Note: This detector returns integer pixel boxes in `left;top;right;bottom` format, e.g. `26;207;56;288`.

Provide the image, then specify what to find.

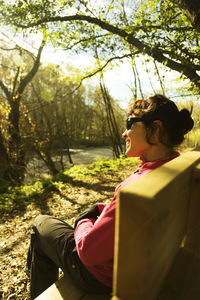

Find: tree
0;36;44;183
22;63;89;175
100;76;124;158
20;62;125;177
1;0;200;93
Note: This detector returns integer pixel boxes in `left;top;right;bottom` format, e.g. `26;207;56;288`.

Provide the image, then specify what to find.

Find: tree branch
0;46;18;51
12;67;20;97
13;13;200;89
153;60;165;94
173;0;200;31
14;13;193;34
126;34;200;89
75;51;141;90
130;24;193;32
17;40;45;96
63;33;111;50
0;80;11;102
79;0;97;17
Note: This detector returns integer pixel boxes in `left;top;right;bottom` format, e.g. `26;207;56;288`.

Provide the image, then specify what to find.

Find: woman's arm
74;200;115;266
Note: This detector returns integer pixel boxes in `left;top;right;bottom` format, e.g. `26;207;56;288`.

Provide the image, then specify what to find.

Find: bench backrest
112;151;200;300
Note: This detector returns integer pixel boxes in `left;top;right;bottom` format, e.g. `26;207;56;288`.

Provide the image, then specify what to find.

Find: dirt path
25;146;114;183
0;162;138;300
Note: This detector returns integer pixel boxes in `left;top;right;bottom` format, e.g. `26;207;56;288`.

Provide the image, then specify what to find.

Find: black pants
27;215;111;299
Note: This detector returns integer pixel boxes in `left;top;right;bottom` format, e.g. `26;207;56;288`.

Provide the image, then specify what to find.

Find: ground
0;162;138;300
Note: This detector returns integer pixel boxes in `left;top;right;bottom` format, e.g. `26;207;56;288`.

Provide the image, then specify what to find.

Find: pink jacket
74;152;179;287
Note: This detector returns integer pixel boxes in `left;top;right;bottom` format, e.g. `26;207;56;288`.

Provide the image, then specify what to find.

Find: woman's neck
140;144;173;162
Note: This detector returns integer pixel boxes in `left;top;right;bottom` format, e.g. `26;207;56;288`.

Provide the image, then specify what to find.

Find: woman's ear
151;120;162;144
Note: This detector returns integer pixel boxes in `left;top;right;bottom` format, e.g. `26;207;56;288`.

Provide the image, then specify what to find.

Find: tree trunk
43;151;59;176
35;148;59;176
66;147;73;165
173;0;200;31
0;130;13;183
100;77;123;158
0;41;44;184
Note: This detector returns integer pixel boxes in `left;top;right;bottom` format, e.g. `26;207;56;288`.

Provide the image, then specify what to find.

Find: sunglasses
126;117;144;130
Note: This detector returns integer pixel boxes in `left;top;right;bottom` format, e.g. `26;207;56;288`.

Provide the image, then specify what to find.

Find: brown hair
127;94;194;148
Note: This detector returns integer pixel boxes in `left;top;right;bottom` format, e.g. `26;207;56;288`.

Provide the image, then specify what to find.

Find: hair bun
179;109;194;134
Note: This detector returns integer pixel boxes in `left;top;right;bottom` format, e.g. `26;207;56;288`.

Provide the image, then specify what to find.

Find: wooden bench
36;151;200;300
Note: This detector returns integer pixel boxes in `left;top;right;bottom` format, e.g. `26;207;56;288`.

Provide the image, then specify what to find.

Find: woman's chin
126;150;139;158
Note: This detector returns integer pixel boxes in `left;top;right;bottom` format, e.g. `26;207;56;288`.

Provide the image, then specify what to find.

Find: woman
27;94;194;299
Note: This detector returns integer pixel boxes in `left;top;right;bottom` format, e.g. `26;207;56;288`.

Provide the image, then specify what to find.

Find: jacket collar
139;151;180;173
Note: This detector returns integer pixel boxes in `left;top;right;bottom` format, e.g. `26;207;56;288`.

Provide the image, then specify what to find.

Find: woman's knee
33;214;50;226
32;215;74;248
33;214;49;227
32;214;52;236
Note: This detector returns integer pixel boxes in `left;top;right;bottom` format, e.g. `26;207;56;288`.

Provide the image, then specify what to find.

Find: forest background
0;0;200;186
0;0;200;299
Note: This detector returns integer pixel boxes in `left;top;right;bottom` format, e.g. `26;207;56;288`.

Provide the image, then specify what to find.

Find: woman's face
122;119;151;159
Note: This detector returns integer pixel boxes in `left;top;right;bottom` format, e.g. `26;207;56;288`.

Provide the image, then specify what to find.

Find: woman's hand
74;205;99;228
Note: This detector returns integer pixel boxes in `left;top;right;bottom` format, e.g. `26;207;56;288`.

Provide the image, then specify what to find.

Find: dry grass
0;162;139;300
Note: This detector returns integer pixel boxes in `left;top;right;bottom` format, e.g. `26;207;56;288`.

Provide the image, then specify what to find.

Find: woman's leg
27;214;75;299
27;214;111;299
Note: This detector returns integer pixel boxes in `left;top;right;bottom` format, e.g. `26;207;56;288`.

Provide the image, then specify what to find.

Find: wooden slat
184;163;200;257
35;270;110;300
82;293;111;300
159;247;200;300
112;151;200;300
159;162;200;300
35;274;85;300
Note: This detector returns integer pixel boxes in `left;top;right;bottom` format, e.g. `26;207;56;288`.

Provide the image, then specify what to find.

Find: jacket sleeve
74;200;115;267
97;203;107;214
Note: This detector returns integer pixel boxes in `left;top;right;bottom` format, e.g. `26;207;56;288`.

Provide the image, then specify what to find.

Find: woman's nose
122;129;127;138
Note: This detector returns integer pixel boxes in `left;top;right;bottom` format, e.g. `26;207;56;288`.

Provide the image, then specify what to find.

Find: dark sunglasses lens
126;119;132;130
126;117;143;130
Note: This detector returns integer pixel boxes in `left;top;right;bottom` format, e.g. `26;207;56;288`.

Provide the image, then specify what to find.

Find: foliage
0;34;44;183
173;0;200;31
1;0;200;184
22;62;126;148
58;155;139;179
1;0;200;92
0;35;126;181
0;155;139;211
177;100;200;150
184;128;200;149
